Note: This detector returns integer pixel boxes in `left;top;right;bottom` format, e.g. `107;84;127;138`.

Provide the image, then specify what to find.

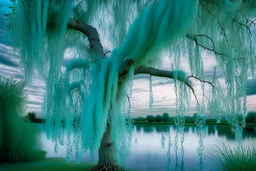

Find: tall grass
211;142;256;171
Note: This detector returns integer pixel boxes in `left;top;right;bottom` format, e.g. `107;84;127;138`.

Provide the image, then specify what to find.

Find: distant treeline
133;112;256;124
25;111;256;124
133;113;196;123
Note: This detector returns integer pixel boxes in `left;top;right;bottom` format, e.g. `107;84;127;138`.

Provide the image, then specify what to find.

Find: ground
0;158;94;171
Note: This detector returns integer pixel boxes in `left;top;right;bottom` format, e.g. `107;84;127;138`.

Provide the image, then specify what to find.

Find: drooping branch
68;19;104;56
186;34;223;56
134;66;199;103
198;1;234;49
134;66;216;104
217;21;233;48
187;75;214;88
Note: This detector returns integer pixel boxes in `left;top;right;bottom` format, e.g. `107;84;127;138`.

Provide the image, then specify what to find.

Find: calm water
40;125;256;171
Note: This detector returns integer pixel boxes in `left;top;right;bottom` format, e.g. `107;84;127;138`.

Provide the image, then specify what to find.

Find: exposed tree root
91;163;125;171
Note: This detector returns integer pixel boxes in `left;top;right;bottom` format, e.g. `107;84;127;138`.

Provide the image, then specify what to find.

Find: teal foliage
162;113;169;122
236;114;243;122
11;0;72;80
0;77;45;162
146;115;155;122
155;115;163;122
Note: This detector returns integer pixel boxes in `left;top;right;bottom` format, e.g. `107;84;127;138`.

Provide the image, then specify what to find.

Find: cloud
0;53;19;67
0;43;20;67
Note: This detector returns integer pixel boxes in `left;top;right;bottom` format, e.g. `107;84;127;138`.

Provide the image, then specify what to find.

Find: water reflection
129;125;256;170
40;124;256;171
207;125;216;135
155;125;170;132
138;124;256;140
142;125;155;133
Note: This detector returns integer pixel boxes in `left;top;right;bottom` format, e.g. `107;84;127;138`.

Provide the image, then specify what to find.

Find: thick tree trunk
92;126;124;171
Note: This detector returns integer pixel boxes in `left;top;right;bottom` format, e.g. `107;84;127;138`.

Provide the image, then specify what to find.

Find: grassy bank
211;143;256;171
0;158;94;171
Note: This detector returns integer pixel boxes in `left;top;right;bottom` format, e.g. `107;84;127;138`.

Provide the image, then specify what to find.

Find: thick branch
134;66;199;103
134;66;215;104
68;19;104;56
135;66;187;82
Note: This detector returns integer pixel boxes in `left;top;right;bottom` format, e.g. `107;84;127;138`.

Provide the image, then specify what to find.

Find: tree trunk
92;125;124;171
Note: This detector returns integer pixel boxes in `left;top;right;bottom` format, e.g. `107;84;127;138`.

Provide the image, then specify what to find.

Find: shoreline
133;121;256;127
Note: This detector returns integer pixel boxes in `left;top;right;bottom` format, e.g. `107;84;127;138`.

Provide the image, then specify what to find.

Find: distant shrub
185;116;194;123
27;112;37;122
146;115;155;122
192;113;198;119
169;117;174;123
246;112;256;123
155;115;163;122
134;117;147;122
162;113;169;122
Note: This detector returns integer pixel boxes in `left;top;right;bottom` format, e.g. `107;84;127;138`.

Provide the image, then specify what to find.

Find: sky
1;1;256;118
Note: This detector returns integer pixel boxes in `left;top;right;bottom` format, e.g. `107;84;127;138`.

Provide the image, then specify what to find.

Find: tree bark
68;19;104;57
68;19;124;170
92;125;124;171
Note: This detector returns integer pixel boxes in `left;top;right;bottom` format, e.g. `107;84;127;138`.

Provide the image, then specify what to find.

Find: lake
40;124;256;171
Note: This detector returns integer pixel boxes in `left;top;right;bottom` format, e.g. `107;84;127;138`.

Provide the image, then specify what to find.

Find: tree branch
134;66;200;103
187;75;214;88
134;66;215;104
186;34;223;56
135;66;187;82
68;19;104;56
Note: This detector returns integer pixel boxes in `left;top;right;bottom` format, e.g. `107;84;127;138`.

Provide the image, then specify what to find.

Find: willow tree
9;0;256;170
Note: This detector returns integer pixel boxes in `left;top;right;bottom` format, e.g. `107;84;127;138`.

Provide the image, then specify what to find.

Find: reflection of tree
243;127;256;137
135;125;142;132
191;126;196;133
183;126;190;133
216;126;236;140
207;125;216;135
215;126;256;140
141;125;192;133
143;126;155;133
155;125;170;133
